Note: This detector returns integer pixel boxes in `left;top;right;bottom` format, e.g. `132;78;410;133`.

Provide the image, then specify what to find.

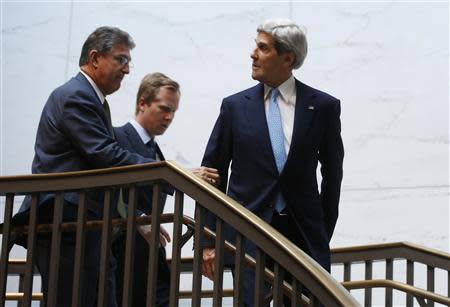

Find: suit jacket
201;79;344;270
113;122;170;215
15;73;153;225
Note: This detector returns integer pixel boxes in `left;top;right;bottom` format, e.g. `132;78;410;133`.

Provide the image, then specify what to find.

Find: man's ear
284;52;295;68
89;50;100;68
138;97;149;112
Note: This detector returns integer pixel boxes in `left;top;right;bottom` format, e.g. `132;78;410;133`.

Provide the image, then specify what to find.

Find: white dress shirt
80;70;105;104
129;119;160;161
264;75;297;155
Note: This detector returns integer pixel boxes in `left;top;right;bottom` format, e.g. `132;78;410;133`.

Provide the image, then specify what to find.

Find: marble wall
1;1;448;304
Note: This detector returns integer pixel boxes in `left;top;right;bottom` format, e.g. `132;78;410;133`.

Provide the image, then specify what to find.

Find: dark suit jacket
202;79;344;270
15;73;153;225
113;122;170;215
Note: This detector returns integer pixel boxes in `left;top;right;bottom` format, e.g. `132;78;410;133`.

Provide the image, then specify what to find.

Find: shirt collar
263;74;296;105
80;69;106;104
129;119;154;145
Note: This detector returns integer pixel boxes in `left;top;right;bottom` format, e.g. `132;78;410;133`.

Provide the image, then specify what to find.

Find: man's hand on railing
137;223;171;247
202;248;216;280
191;167;220;187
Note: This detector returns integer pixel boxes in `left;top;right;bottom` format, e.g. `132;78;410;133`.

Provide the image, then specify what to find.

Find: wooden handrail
0;160;358;306
331;241;450;270
342;279;450;306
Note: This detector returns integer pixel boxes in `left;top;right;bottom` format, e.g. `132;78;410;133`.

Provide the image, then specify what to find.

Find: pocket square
308;106;314;110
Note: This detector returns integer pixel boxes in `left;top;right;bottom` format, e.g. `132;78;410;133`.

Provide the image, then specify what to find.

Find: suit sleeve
318;100;344;242
199;99;233;248
62;94;153;168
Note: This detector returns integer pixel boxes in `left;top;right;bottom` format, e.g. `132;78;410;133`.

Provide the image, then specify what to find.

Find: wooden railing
0;161;357;306
331;242;450;307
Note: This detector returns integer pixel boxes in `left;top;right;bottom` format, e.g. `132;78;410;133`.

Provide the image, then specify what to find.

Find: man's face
250;32;292;87
139;87;180;136
93;43;131;95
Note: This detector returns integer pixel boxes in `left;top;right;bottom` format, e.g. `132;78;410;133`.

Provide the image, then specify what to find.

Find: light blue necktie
267;88;286;212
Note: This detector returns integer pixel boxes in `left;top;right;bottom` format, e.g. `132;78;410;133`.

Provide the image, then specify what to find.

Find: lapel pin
308;106;315;110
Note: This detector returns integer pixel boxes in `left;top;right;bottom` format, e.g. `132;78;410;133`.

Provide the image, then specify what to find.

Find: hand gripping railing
0;160;357;306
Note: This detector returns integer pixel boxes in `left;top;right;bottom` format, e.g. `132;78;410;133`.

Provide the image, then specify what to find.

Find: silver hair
257;19;307;69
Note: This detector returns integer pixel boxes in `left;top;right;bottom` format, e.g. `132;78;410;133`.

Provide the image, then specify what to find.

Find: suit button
268;203;274;208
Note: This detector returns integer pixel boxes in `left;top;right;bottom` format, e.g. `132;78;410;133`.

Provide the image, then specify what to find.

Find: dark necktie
146;139;157;160
103;99;114;136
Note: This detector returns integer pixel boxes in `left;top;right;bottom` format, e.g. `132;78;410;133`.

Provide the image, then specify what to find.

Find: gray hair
79;26;135;66
257;19;307;69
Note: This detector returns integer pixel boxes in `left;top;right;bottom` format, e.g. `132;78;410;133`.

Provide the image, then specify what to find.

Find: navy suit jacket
15;73;153;225
113;122;171;215
202;79;344;270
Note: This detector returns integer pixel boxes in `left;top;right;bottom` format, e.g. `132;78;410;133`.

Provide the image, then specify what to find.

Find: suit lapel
286;79;316;162
123;123;149;156
124;123;165;160
76;73;114;139
244;83;278;174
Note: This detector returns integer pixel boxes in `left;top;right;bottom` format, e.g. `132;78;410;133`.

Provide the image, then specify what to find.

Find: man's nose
250;48;257;60
165;112;174;121
122;64;130;74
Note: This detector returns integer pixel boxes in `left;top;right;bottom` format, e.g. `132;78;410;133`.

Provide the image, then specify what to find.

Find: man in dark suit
13;27;154;307
112;72;178;307
201;19;344;306
112;72;219;307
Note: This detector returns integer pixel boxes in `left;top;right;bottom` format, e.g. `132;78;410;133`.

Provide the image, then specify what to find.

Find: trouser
232;212;307;307
34;199;117;307
34;229;117;307
112;230;171;307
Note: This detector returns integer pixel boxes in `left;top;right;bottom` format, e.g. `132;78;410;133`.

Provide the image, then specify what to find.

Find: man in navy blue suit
13;27;154;307
112;72;219;307
201;19;344;306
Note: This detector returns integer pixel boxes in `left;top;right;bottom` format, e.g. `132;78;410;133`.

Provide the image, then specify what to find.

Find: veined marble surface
0;2;448;304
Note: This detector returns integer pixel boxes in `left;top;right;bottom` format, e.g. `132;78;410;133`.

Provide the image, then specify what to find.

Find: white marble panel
1;2;448;303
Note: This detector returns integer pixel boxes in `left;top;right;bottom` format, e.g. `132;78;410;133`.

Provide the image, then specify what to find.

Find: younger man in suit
113;73;218;307
201;19;344;306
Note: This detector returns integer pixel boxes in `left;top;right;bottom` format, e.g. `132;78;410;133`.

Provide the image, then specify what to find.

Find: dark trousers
30;200;117;307
234;212;305;307
112;231;170;307
34;230;117;307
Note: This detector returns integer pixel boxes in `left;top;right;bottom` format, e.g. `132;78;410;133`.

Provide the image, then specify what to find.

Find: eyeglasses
113;55;132;67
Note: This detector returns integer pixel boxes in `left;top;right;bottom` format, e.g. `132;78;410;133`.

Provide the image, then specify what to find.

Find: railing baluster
22;194;38;307
122;185;137;307
272;263;284;306
308;294;315;307
191;205;204;307
71;191;87;307
146;183;162;307
169;190;184;307
447;271;449;300
364;260;372;307
385;258;393;307
343;262;351;282
212;218;225;307
254;248;265;306
406;260;414;307
46;192;64;307
0;194;14;307
291;279;298;307
233;233;245;307
426;265;434;307
97;189;113;307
